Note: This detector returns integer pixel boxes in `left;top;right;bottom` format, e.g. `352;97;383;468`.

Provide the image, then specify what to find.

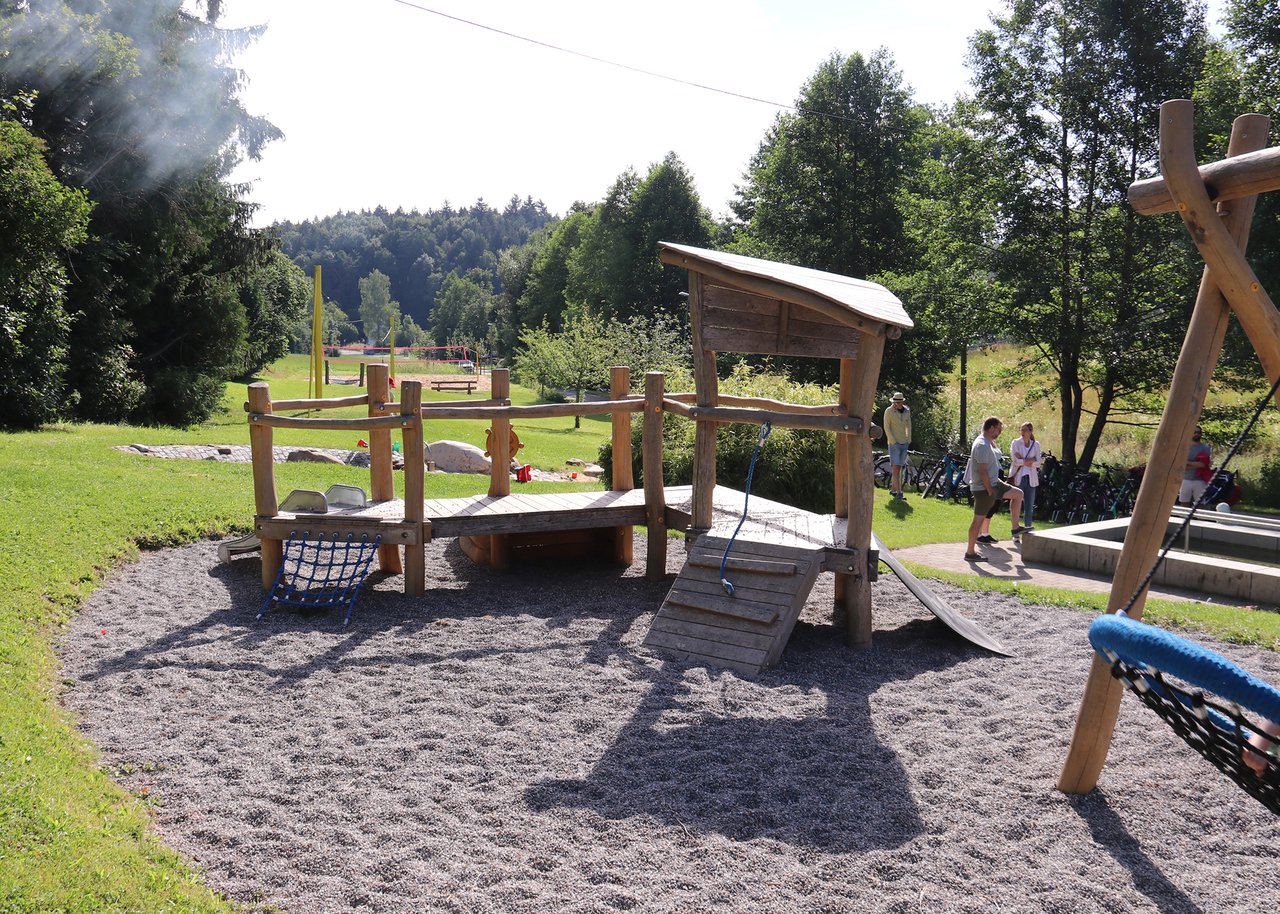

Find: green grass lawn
2;358;1277;911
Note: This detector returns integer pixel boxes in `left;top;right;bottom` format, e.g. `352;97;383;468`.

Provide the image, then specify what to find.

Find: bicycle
920;450;969;501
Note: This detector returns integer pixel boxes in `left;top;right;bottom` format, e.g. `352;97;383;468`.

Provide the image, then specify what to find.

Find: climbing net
1090;613;1280;814
258;531;382;626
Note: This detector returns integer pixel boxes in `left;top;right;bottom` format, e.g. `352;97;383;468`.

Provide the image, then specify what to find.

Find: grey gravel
58;537;1280;913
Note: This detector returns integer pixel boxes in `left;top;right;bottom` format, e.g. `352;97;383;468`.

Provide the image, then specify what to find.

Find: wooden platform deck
256;484;852;550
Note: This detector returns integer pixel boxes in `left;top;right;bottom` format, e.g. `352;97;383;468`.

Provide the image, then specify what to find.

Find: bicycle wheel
873;454;893;489
913;455;938;494
919;462;944;498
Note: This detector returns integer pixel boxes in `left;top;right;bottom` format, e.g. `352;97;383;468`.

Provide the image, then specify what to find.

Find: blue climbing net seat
1090;613;1280;814
258;530;382;626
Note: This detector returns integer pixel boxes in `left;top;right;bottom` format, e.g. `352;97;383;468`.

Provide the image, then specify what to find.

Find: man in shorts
964;416;1025;562
1179;425;1212;506
883;391;911;499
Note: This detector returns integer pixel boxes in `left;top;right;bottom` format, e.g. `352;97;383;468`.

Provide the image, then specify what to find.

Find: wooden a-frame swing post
1059;100;1280;794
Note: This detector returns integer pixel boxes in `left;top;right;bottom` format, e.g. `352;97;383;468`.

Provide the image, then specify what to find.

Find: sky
222;0;1227;227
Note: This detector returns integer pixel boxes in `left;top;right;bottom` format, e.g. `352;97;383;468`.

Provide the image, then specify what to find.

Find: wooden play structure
246;244;914;676
1060;101;1280;797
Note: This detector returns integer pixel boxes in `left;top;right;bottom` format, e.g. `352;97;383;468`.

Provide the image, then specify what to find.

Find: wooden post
833;359;854;607
488;369;512;570
247;382;282;590
1058;107;1269;794
688;273;718;534
400;380;425;597
324;359;330;385
366;364;402;574
840;338;884;647
610;365;634;564
643;371;668;577
359;362;365;388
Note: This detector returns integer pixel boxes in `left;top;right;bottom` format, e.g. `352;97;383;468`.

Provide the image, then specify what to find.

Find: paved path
892;537;1257;607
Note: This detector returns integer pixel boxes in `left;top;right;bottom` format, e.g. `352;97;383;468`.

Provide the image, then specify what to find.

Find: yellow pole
311;266;323;399
389;312;396;380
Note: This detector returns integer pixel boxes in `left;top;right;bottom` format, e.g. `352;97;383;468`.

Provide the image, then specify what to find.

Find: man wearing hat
883;391;911;499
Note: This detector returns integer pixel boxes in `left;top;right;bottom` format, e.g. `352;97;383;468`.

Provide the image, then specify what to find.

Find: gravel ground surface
59;537;1280;914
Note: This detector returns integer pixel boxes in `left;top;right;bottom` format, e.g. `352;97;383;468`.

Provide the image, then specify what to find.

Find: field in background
926;344;1280;503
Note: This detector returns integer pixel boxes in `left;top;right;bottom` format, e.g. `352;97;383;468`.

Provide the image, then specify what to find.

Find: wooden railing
244;363;881;598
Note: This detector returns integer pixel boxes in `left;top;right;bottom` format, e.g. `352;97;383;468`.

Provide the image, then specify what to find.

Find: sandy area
58;537;1280;913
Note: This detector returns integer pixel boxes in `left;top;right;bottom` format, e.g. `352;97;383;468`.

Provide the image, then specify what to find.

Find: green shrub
599;365;846;513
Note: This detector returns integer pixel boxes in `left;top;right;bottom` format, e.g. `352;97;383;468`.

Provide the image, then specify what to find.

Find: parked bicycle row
872;448;1240;524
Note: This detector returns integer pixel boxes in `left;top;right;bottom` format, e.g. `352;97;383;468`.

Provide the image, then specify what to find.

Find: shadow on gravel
71;539;674;686
1067;793;1203;914
526;619;975;854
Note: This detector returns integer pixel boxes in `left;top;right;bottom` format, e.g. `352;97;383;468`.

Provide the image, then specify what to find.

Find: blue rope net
258;530;382;626
1090;614;1280;814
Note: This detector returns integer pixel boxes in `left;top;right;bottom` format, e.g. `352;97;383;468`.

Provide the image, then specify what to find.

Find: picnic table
430;378;477;394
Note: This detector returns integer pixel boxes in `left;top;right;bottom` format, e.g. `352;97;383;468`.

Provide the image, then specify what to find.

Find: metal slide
871;532;1012;657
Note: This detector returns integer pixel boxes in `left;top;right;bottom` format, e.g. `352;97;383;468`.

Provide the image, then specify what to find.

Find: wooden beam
366;364;401;575
689;273;718;534
1128;136;1280;215
247;382;281;590
840;337;883;647
401;380;426;597
1058;106;1270;795
487;369;512;570
644;371;668;577
610;366;634;564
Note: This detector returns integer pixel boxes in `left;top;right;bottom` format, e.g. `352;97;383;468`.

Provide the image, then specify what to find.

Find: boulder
286;449;344;465
427;440;490;474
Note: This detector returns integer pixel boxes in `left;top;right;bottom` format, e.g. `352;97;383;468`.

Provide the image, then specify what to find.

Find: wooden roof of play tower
658;242;912;359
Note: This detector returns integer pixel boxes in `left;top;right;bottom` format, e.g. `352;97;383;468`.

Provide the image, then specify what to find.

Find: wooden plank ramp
644;535;822;677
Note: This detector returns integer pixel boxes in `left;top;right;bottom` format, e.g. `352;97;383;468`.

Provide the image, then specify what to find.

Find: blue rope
720;421;772;595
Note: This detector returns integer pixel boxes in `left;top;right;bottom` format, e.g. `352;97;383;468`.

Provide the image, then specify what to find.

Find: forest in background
3;0;1280;473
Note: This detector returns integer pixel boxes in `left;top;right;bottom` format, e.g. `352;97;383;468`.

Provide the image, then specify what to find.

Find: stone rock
565;457;587;466
286;449;345;465
581;463;605;478
427;440;490;474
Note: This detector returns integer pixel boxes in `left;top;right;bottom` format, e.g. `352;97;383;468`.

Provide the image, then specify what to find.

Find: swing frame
1060;101;1280;798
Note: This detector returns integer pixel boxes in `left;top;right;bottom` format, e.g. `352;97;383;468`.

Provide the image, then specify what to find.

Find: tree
1;0;283;425
871;110;1011;445
569;153;711;325
516;211;589;332
1193;0;1280;384
430;269;496;348
0;120;91;428
511;313;619;427
729;51;936;386
966;0;1209;468
358;269;397;345
236;249;310;378
731;51;924;280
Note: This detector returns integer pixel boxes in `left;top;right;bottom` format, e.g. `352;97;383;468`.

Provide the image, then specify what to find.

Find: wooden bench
430;378;477;394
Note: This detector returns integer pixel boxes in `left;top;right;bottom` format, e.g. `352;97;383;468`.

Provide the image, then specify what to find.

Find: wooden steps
644;535;822;677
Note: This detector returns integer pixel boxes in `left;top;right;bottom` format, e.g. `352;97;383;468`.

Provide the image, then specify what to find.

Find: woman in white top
1010;422;1042;531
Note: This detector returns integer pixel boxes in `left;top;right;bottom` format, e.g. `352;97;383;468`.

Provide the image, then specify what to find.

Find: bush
1244;451;1280;509
598;366;844;514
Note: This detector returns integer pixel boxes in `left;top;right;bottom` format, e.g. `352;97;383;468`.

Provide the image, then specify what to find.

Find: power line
387;0;800;113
